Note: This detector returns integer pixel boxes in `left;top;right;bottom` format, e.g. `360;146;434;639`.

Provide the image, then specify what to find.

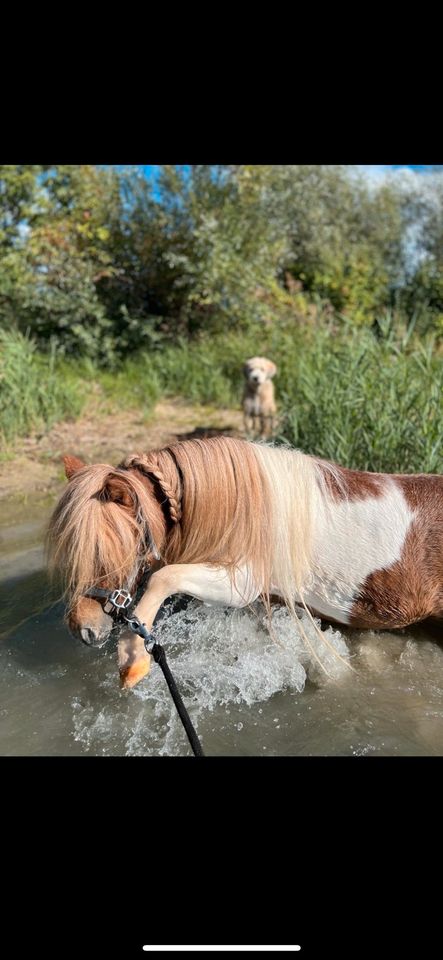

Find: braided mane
120;437;273;590
120;448;183;524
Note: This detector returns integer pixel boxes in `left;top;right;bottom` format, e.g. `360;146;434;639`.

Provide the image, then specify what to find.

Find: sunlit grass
1;318;442;474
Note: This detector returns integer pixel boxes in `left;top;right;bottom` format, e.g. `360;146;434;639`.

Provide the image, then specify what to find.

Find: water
1;498;443;756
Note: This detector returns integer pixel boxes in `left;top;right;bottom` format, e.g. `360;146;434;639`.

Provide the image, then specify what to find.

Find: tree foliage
0;164;442;361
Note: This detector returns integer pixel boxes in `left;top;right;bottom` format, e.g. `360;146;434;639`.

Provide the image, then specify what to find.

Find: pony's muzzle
79;626;110;647
68;597;114;648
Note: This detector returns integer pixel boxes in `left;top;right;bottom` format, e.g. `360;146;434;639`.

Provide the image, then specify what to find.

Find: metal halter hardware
82;567;152;620
82;582;158;651
108;589;133;611
82;585;135;614
125;615;157;652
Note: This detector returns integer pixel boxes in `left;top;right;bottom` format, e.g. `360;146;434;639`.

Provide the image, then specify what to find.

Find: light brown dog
242;356;277;439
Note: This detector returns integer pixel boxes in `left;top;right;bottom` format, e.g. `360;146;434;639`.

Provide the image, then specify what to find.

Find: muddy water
1;498;443;756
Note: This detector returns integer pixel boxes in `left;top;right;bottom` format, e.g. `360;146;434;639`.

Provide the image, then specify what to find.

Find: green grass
0;330;84;449
276;322;443;474
1;318;442;475
87;357;162;415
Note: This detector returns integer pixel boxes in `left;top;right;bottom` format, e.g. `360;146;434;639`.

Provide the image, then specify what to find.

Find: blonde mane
121;437;274;598
46;465;163;610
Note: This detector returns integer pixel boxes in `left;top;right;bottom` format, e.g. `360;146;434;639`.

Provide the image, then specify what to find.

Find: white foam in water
71;600;350;756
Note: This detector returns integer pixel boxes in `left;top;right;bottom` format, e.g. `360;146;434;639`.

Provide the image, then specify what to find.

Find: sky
141;164;436;180
362;165;432;172
139;164;439;197
356;164;437;181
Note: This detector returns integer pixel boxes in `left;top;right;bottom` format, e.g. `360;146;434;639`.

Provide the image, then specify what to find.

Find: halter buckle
108;589;133;610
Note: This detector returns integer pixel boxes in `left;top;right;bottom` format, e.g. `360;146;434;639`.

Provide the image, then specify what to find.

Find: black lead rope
84;584;205;756
126;616;205;758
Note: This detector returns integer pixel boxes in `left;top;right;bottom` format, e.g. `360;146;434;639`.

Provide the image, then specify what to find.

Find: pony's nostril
80;627;96;646
79;625;111;648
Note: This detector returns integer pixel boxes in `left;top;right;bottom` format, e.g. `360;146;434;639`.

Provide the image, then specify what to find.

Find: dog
242;356;277;439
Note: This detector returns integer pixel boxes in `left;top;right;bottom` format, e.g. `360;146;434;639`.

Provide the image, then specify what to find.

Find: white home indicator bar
142;948;301;953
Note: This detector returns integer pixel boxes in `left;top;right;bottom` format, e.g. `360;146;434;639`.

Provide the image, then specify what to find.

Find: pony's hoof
119;655;152;689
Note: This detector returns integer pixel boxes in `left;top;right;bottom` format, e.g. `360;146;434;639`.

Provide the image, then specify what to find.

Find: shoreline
0;399;243;502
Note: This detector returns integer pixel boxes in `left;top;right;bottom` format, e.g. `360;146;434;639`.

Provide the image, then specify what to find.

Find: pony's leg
136;563;260;628
119;563;259;689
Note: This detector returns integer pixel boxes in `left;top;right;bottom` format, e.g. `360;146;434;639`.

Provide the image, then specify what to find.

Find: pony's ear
63;455;86;479
102;473;136;509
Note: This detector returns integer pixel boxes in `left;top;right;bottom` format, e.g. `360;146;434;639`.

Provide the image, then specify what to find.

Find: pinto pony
47;437;443;688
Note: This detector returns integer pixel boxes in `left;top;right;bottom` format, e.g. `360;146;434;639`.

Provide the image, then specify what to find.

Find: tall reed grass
1;318;441;474
0;330;84;449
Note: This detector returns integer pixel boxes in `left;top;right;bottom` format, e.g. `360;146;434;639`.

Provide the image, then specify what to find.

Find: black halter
83;566;151;623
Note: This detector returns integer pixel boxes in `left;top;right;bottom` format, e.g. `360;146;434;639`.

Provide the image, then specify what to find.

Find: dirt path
0;399;244;501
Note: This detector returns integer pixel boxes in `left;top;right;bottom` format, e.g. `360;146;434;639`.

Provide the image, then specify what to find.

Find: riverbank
0;398;243;501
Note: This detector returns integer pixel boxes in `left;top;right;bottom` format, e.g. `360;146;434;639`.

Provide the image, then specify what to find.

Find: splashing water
71;599;350;756
3;500;443;756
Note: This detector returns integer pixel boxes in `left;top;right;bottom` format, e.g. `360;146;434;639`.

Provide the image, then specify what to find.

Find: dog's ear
266;360;277;379
243;361;252;378
63;455;86;479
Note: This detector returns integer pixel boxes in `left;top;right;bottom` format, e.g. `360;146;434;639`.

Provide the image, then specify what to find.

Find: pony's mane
121;436;274;600
46;464;163;610
122;437;336;604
